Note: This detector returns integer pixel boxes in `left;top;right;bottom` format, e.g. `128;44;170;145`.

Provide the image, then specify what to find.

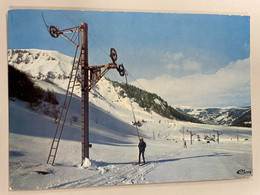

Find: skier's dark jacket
138;141;146;152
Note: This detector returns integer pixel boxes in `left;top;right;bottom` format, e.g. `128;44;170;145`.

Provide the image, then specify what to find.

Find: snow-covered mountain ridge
7;49;197;124
175;106;251;126
8;49;251;126
8;49;169;127
8;49;83;97
8;49;74;79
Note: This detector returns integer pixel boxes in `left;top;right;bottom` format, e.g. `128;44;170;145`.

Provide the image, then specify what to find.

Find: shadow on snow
9;93;143;146
93;152;233;166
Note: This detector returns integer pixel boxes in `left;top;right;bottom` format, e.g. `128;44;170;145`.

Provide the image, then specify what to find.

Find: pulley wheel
110;48;118;63
118;64;125;77
49;26;59;38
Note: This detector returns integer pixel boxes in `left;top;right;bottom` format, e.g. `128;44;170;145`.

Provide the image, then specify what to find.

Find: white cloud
162;52;202;74
172;52;184;61
163;52;184;62
131;58;250;107
182;59;201;72
166;63;181;71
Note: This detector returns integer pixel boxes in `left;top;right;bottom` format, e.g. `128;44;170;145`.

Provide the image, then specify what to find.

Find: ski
132;162;147;166
35;170;49;175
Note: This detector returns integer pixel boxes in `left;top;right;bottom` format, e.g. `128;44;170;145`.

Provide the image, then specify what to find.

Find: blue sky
8;10;250;107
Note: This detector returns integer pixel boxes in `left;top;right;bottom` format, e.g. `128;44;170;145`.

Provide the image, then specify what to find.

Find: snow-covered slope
8;49;81;96
9;97;253;190
8;49;253;190
7;49;182;128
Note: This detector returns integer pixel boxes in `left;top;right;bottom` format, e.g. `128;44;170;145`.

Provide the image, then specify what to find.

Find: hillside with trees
112;81;201;123
8;65;59;106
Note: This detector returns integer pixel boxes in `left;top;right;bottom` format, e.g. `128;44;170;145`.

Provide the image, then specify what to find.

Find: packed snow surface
8;49;253;190
9;89;252;190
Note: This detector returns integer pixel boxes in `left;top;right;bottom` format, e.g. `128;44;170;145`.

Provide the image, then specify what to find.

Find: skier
138;138;146;164
184;140;187;148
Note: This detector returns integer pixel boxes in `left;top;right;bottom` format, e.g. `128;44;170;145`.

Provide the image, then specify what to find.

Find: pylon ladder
47;47;81;165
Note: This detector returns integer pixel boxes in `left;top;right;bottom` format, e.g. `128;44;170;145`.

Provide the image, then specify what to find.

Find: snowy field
9;91;252;190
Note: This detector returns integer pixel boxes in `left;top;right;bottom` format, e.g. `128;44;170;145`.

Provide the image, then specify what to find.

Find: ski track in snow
51;163;154;188
49;150;184;188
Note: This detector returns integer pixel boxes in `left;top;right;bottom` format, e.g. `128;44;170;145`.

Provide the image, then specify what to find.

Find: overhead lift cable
124;70;141;140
